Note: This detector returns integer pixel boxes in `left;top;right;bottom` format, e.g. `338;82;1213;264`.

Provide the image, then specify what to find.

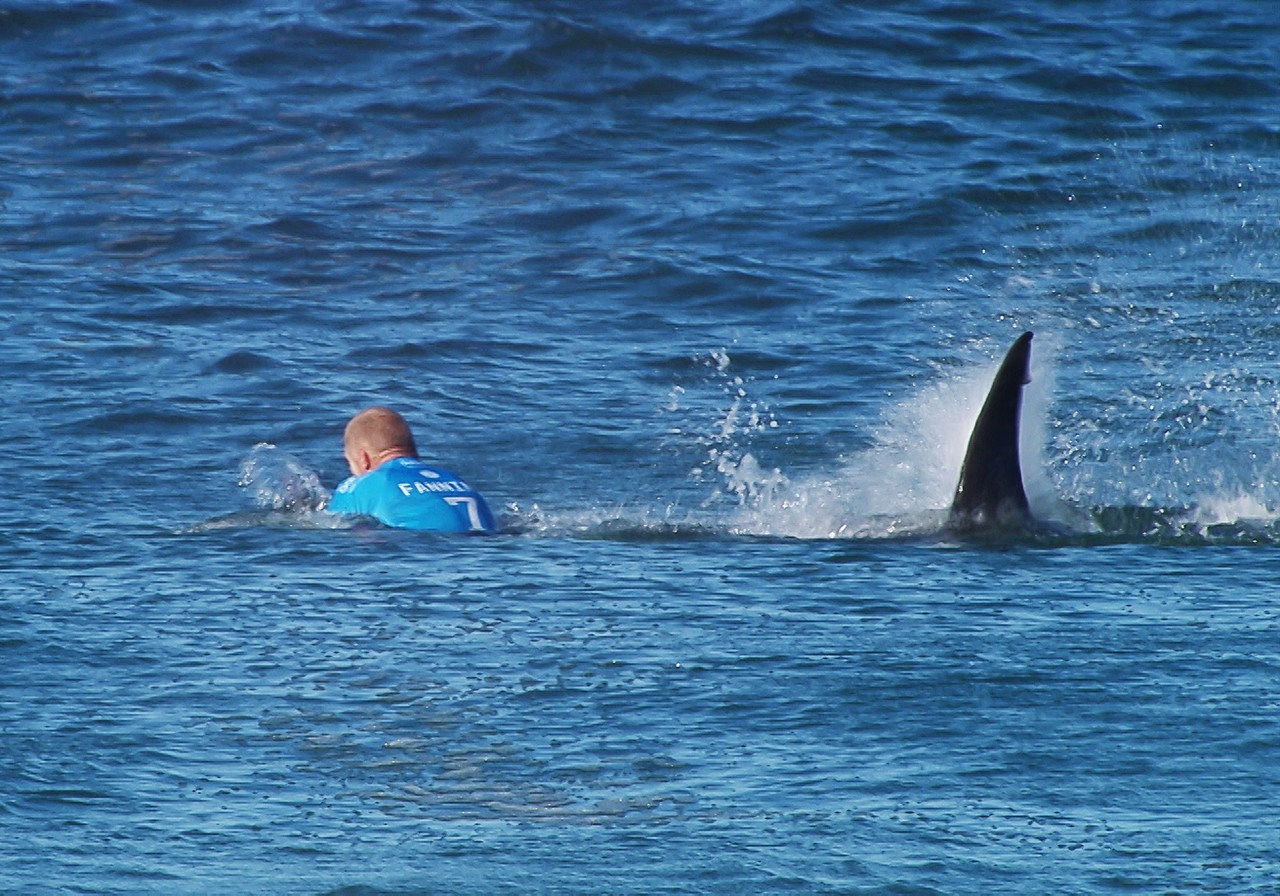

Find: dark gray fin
948;331;1034;531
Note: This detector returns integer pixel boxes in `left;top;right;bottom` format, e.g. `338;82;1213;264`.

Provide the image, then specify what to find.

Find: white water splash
709;341;1067;539
1189;490;1276;528
681;347;782;504
237;442;331;512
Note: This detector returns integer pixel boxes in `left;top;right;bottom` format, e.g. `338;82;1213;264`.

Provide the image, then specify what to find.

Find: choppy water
5;2;1280;893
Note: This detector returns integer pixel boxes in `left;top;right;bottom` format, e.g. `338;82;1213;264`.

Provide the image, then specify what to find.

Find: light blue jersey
328;457;497;533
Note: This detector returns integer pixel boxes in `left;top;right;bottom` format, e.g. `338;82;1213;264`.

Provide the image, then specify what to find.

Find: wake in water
189;443;348;532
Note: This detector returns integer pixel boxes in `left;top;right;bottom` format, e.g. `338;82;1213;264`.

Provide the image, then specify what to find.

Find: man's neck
372;448;415;470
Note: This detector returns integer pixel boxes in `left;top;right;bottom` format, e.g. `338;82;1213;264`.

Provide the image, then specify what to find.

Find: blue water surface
4;2;1280;893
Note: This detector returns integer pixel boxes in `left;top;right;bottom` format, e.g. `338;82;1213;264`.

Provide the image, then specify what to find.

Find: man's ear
357;449;375;474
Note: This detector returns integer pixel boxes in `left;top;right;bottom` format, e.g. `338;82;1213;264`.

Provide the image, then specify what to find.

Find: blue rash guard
328;457;497;533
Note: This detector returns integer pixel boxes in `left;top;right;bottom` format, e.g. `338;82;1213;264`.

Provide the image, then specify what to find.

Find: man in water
327;406;497;533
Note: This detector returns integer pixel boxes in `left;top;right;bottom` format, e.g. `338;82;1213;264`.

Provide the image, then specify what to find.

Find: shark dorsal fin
949;332;1034;531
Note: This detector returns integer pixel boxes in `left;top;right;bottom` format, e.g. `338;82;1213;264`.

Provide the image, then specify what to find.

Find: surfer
328;406;497;533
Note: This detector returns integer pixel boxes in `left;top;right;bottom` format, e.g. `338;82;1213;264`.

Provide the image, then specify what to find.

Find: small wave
207;350;280;375
182;444;343;533
237;443;331;513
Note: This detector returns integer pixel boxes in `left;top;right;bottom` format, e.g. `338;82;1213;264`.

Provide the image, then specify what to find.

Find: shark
947;331;1036;533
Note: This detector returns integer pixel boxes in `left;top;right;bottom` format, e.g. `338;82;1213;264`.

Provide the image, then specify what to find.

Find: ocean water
5;1;1280;893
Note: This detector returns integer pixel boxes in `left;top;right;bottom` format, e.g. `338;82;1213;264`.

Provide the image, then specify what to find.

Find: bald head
343;406;419;475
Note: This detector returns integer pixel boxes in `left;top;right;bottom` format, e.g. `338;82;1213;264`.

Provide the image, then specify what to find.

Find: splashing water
237;443;331;513
686;348;782;505
450;336;1280;545
706;336;1280;544
708;345;1063;540
647;342;1057;540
